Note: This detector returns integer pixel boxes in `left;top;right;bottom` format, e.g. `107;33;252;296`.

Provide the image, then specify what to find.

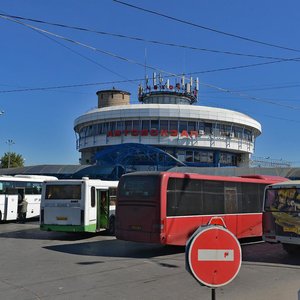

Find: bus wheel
0;211;2;222
282;243;299;255
108;216;115;235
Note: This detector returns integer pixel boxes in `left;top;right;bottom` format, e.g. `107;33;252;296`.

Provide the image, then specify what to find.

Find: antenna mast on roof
144;47;147;86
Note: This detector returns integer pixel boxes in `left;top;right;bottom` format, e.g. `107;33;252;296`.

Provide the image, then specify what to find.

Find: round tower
97;89;131;108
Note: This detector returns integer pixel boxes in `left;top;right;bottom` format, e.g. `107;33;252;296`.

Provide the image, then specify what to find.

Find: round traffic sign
186;225;242;288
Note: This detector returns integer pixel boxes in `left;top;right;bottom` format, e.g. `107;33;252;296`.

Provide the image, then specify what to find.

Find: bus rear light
264;229;275;235
152;224;161;232
40;209;44;224
80;210;84;225
160;220;165;230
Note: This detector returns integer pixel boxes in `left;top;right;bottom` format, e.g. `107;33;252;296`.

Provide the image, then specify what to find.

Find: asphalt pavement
0;222;299;300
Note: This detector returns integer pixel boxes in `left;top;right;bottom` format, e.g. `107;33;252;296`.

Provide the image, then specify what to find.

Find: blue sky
1;1;300;166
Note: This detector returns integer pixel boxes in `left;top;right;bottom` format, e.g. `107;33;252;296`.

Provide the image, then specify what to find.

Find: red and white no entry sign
186;225;242;288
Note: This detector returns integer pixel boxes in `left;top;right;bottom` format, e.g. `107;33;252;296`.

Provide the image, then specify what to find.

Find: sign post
186;225;242;299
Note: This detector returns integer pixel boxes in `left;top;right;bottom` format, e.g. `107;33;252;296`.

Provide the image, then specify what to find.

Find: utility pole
6;139;15;168
0;111;4;168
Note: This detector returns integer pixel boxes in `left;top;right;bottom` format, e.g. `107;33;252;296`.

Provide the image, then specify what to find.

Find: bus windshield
45;185;81;200
118;175;159;199
265;187;300;212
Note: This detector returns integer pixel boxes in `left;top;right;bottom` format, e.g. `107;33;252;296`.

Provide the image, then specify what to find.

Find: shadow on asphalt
44;238;300;266
241;242;300;266
0;226;105;241
44;239;185;259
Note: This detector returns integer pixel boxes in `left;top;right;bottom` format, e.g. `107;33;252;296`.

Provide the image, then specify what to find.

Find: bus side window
240;183;260;213
91;187;96;207
32;183;42;195
224;186;238;214
202;180;224;215
109;187;117;206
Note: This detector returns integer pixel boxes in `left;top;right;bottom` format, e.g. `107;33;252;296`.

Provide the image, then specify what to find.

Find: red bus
116;172;286;246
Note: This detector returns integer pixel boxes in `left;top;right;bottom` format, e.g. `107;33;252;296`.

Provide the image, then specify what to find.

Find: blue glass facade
93;143;185;179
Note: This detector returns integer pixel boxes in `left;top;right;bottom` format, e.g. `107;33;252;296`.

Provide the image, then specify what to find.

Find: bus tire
282;243;299;255
0;210;2;222
108;216;115;235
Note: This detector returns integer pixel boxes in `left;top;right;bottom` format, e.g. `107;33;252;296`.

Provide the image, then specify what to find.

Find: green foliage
0;152;25;168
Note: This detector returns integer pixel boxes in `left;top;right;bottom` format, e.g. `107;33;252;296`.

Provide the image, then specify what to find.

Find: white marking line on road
198;249;234;261
240;240;264;246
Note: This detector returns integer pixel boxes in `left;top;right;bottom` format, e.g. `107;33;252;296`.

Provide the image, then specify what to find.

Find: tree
0;152;25;168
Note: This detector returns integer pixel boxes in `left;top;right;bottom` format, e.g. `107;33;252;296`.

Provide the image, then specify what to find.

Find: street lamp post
6;139;15;168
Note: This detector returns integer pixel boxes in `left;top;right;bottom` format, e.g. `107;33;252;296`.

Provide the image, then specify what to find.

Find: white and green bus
40;177;118;233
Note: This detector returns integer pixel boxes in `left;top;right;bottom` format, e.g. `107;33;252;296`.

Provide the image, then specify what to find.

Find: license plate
56;216;68;221
131;225;142;231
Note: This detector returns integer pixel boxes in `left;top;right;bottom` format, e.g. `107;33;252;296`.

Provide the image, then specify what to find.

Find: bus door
5;189;19;221
16;188;25;219
96;190;109;231
20;184;40;219
223;186;238;235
